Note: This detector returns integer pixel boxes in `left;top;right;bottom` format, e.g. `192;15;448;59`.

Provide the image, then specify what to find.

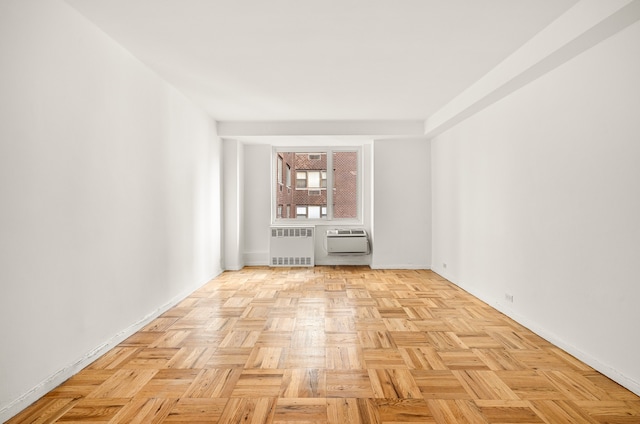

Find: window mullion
326;149;333;220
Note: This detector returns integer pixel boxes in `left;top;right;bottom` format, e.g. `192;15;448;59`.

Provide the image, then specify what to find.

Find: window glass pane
296;171;306;188
276;153;294;213
286;165;291;187
308;171;320;188
308;205;321;219
333;151;358;219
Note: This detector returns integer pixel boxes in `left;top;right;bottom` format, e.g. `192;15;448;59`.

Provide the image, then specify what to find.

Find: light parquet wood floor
8;267;640;423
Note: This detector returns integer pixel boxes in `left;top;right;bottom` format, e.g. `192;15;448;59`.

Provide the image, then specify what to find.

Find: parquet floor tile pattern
9;267;640;423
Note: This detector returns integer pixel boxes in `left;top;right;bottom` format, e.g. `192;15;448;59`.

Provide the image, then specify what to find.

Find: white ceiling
64;0;577;122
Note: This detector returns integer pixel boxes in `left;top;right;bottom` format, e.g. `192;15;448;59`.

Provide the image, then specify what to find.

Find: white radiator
326;229;369;254
270;227;315;267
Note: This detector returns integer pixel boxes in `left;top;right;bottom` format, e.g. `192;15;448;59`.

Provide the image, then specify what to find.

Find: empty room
1;0;639;422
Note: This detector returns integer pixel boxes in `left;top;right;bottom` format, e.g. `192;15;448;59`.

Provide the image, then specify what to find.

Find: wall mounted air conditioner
270;227;315;267
326;229;369;254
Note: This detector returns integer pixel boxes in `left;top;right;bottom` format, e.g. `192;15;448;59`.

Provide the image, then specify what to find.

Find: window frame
285;164;291;188
273;146;362;224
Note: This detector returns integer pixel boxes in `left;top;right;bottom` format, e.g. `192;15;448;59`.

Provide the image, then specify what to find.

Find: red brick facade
275;151;357;219
332;151;358;219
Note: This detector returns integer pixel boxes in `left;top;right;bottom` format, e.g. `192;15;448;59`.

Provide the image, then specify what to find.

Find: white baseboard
243;251;269;266
0;270;222;423
370;263;431;270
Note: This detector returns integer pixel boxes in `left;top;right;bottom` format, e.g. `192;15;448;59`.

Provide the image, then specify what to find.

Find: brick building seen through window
275;151;357;220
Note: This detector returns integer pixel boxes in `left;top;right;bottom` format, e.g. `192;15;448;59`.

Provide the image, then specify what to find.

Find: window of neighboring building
277;155;283;192
296;171;307;189
295;205;327;219
296;170;327;189
274;149;360;222
308;205;321;219
296;205;307;218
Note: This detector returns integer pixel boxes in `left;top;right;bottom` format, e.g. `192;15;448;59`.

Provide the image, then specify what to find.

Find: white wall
243;144;272;265
0;0;223;420
223;139;245;270
372;138;431;269
241;140;432;268
431;20;640;394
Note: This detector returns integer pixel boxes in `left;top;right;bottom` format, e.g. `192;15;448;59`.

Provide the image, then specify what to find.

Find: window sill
272;219;363;226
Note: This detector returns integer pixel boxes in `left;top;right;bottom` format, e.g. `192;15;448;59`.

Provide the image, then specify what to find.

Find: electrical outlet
505;293;514;303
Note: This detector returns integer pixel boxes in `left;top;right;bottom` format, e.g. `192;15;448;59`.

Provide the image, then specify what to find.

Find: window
296;171;327;189
274;149;360;221
308;171;320;188
296;171;307;188
295;205;327;219
308;205;321;219
277;155;283;192
296;205;307;218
